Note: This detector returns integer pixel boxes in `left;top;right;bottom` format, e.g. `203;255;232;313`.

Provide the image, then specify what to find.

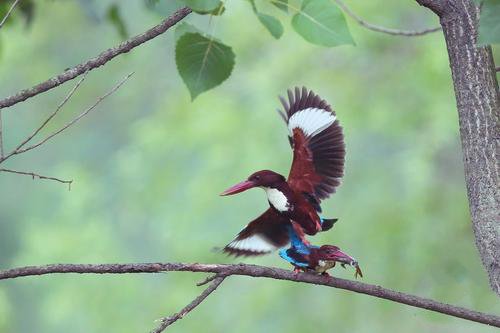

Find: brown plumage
221;87;345;256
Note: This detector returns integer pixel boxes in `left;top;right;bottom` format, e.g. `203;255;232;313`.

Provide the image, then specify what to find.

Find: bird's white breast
264;187;290;212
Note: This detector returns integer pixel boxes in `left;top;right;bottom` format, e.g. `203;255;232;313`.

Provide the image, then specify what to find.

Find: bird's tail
320;217;338;232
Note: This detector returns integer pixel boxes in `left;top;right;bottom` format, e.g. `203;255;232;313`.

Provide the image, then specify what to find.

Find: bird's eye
254;175;260;180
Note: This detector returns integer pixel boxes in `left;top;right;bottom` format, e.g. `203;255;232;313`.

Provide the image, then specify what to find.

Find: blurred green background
0;0;499;332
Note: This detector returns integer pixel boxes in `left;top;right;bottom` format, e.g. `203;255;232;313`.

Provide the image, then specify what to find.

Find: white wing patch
227;234;278;253
264;187;290;212
288;107;336;138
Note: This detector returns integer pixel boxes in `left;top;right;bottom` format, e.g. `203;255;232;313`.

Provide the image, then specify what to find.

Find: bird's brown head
314;245;363;278
220;170;286;196
315;245;355;263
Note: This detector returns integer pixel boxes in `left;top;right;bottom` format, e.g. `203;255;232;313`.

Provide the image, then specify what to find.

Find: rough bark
1;262;499;327
416;0;500;295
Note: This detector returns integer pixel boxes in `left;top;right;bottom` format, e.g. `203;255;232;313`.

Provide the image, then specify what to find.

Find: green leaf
248;0;284;39
257;13;284;39
175;32;235;100
175;22;202;41
144;0;185;16
478;0;500;45
271;0;288;13
106;4;128;39
178;0;220;12
192;1;225;15
291;0;354;47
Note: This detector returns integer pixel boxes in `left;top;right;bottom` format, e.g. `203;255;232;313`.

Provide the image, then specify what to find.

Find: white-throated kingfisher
221;87;345;256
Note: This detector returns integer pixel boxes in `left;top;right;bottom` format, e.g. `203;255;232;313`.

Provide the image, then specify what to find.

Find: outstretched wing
223;208;291;257
278;87;345;205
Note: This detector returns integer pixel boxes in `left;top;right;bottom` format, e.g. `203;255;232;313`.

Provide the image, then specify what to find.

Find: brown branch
11;72;134;157
0;168;72;188
1;262;499;328
334;0;441;36
196;273;219;286
0;7;191;110
0;0;21;29
0;71;89;165
152;275;226;333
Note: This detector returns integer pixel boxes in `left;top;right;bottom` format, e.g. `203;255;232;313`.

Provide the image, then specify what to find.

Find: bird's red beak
328;249;363;278
331;249;357;265
220;180;256;196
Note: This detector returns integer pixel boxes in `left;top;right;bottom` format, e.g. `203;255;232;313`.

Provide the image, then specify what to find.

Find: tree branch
0;71;89;165
152;275;226;333
334;0;441;36
0;72;133;166
1;262;499;328
14;72;133;155
0;168;72;188
0;0;21;29
0;7;191;110
414;0;500;296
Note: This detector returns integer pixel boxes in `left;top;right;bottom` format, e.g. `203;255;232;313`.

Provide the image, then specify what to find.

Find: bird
279;224;363;278
220;87;345;256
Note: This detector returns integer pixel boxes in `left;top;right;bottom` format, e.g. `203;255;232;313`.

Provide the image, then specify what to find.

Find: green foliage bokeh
0;1;499;333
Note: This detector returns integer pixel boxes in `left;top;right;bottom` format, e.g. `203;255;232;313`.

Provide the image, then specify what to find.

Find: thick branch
0;7;191;110
415;0;500;296
152;275;226;333
1;262;499;328
334;0;441;36
415;0;449;16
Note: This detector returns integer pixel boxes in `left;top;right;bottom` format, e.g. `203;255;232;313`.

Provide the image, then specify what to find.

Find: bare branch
17;71;89;150
0;7;191;110
0;262;499;328
0;71;89;165
0;0;21;29
152;276;226;333
334;0;441;36
11;72;133;157
196;273;219;286
0;168;72;188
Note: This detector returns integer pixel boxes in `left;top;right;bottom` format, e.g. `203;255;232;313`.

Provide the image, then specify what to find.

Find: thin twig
0;71;89;165
0;0;21;29
196;273;219;286
152;276;226;333
0;262;499;328
0;168;72;189
0;7;191;110
13;72;133;156
334;0;441;36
